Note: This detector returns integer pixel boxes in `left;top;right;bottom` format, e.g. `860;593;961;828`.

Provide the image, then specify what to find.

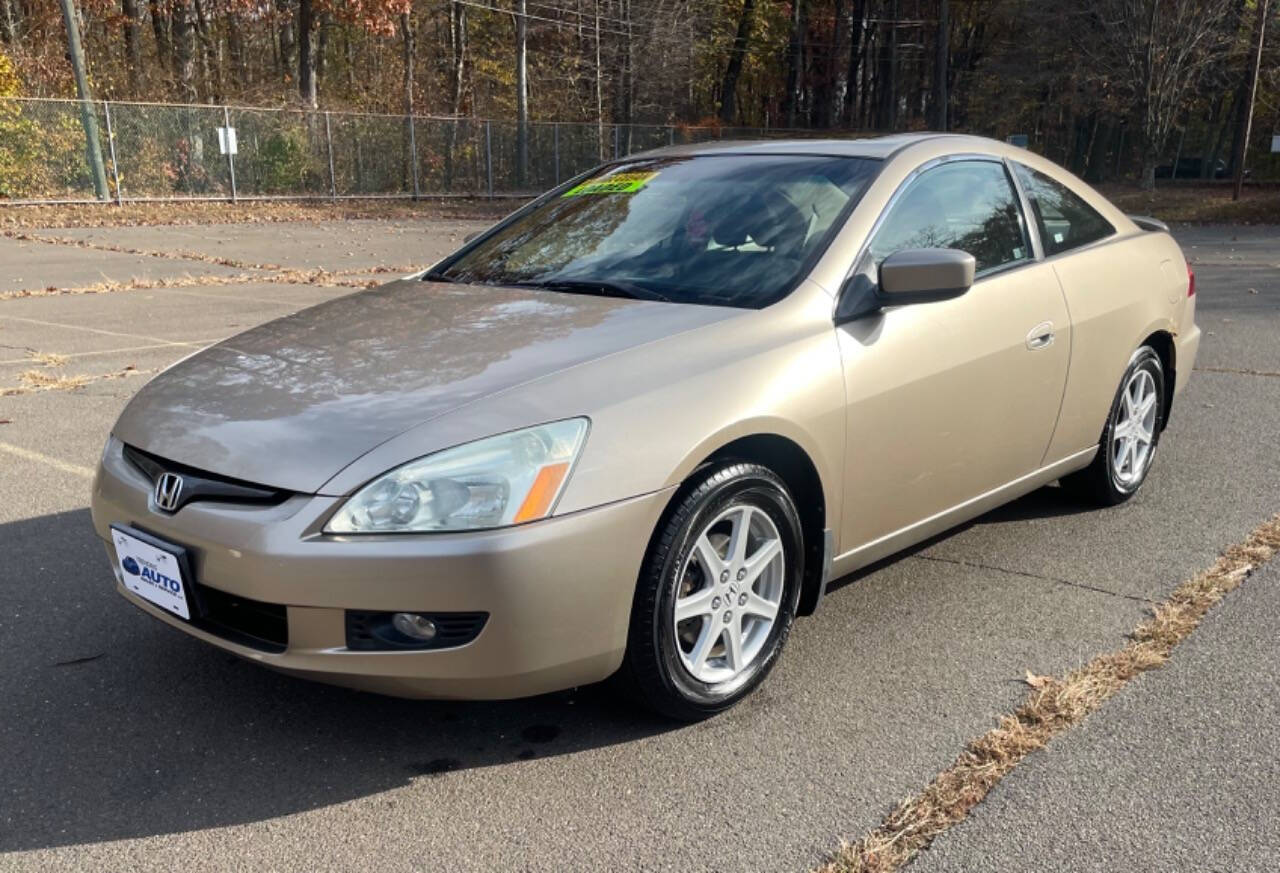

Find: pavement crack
911;553;1154;604
1194;365;1280;378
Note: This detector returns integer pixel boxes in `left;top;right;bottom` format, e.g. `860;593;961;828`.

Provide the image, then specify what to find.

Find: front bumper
91;437;672;699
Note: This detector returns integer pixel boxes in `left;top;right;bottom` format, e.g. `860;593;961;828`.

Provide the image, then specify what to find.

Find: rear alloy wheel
1063;345;1165;505
623;463;802;720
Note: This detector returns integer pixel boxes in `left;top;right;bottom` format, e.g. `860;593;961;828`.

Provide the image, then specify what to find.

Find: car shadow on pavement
825;483;1094;596
0;509;676;852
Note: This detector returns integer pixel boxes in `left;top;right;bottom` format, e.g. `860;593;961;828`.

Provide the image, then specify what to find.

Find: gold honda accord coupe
92;134;1200;719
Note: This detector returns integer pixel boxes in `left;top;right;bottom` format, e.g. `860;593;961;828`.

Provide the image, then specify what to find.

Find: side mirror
878;248;975;305
835;247;975;324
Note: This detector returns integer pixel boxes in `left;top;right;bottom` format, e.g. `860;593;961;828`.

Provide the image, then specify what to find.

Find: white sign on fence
217;126;238;156
1272;134;1280;154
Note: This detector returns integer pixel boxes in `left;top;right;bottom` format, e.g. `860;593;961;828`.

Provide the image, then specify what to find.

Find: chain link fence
0;97;797;204
5;96;1276;204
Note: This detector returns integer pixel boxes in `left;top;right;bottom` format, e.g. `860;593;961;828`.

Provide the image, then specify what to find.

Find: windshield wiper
513;278;671;303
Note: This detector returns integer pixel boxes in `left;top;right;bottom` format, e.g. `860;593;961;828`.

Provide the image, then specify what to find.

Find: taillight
1187;261;1196;297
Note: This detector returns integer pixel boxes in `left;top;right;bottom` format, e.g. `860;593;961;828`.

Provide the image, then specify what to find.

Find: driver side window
868;160;1030;275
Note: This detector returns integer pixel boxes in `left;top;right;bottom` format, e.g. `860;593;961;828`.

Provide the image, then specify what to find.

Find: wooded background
1;0;1278;186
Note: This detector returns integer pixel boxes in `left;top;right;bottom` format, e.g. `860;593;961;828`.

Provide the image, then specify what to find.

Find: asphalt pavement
0;219;1276;871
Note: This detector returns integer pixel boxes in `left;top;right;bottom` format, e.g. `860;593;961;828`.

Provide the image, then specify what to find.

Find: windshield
431;154;880;308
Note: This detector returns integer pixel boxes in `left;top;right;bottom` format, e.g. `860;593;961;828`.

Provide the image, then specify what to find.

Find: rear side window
868;160;1030;275
1013;163;1115;256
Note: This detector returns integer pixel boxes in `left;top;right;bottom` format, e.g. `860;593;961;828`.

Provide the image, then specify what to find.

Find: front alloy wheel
624;462;803;720
673;504;786;684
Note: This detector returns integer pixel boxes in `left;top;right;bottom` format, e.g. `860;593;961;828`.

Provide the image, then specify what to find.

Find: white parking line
0;315;206;347
0;339;225;366
0;441;95;479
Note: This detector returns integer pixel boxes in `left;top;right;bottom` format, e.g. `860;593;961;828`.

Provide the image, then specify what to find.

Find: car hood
113;279;741;493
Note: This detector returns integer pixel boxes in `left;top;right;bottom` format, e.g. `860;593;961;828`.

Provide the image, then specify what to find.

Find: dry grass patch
819;513;1280;873
2;364;150;396
1099;183;1280;224
30;351;68;366
12;369;89;393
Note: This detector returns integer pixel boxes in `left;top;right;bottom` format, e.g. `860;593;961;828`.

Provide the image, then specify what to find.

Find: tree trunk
842;0;866;126
148;0;169;69
515;0;528;186
594;0;603;158
193;0;217;101
932;0;948;130
877;0;898;130
173;0;197;101
298;0;316;107
826;0;845;127
1;0;16;43
276;0;294;83
784;0;803;127
227;13;243;89
400;11;414;194
611;0;633;152
1139;154;1156;190
316;12;328;82
445;0;466;190
718;0;755;124
120;0;141;92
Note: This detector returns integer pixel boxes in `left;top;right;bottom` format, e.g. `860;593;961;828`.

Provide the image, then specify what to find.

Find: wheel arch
672;432;830;618
1140;329;1176;431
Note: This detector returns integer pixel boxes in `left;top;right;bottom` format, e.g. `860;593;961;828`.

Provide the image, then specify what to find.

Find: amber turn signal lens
513;462;571;523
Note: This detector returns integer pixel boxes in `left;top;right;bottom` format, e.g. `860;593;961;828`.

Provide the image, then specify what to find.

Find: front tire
1062;345;1165;505
622;462;803;721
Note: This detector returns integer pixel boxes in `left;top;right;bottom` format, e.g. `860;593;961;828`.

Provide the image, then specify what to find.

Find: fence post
223;105;237;203
553;122;560;185
324;111;337;200
102;100;122;206
613;125;620;159
408;114;420;200
485;120;493;199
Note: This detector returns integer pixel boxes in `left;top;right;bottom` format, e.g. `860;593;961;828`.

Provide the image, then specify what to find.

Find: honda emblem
154;472;184;512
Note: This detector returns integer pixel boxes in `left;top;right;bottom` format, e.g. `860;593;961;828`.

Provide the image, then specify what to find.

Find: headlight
325;418;589;533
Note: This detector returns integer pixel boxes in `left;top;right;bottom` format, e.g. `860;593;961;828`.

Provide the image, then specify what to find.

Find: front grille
346;611;488;651
190;583;289;653
122;443;292;513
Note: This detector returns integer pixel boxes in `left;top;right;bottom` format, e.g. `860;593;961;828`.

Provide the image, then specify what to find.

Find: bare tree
1079;0;1232;188
1;0;16;43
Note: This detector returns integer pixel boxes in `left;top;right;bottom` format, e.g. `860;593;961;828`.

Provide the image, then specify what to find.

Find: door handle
1025;321;1055;350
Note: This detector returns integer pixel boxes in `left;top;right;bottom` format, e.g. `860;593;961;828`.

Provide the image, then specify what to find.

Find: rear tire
622;462;803;721
1062;345;1165;506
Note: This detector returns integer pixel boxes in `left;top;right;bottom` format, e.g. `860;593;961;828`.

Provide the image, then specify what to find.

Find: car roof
629;132;1004;161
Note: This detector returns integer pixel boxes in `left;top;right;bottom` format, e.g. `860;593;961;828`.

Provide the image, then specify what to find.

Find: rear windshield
430;154;880;308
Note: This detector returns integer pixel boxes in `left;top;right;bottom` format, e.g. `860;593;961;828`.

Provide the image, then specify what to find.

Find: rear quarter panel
1043;230;1188;461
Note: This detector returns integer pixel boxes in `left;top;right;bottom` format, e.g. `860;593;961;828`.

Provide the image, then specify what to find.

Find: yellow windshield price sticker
563;170;658;196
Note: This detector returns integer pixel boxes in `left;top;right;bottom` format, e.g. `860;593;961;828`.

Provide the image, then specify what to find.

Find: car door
835;157;1071;558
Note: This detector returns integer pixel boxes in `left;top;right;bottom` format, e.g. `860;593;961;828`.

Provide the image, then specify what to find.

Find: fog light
392;612;438;641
